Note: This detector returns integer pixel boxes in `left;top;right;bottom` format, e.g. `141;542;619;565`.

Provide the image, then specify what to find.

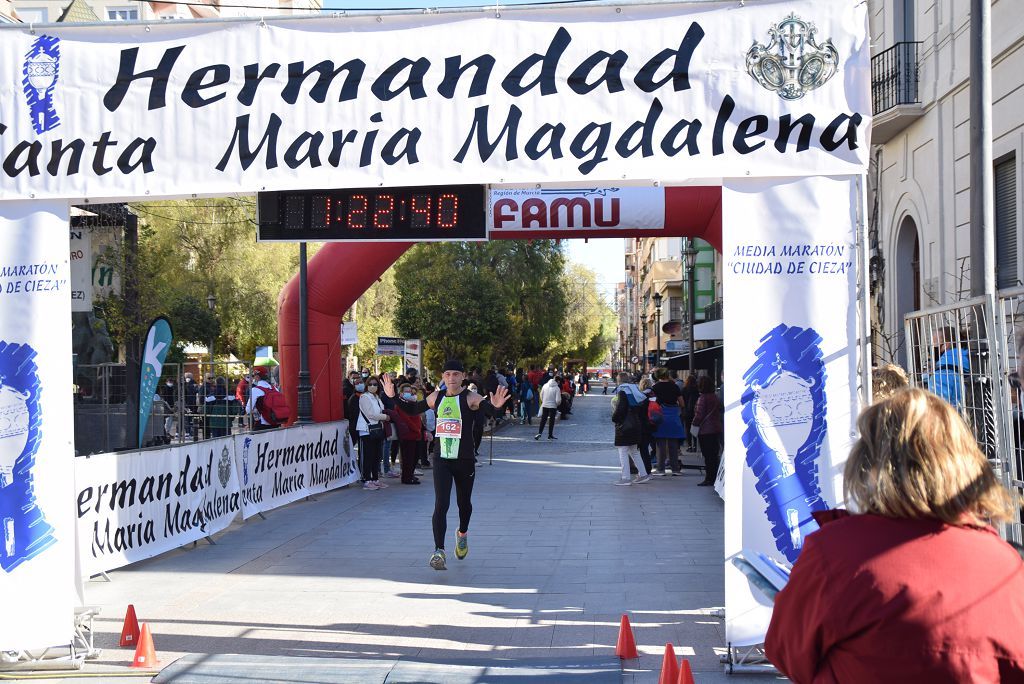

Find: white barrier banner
0;0;869;202
0;202;74;651
235;422;358;520
74;437;241;578
489;186;665;234
722;176;859;646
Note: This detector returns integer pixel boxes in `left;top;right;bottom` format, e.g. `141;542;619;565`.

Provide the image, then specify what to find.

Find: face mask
361;372;369;378
367;385;378;392
402;392;415;401
355;383;365;392
165;382;173;387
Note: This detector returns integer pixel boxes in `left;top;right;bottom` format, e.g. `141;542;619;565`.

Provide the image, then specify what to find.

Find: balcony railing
872;42;922;115
704;299;723;322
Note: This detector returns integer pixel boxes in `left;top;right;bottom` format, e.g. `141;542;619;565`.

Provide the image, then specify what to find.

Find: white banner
722;176;860;647
0;202;75;651
0;0;869;202
403;339;421;375
74;437;241;578
376;336;405;356
235;422;358;520
489;186;665;234
341;321;358;346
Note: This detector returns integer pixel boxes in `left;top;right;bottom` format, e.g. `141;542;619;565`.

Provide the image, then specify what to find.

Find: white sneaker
385;471;400;478
362;481;379;490
375;480;389;489
634;475;652;484
613;478;632;486
414;470;424;476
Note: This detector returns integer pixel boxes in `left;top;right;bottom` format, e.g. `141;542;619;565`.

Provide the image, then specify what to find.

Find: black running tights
432;457;475;550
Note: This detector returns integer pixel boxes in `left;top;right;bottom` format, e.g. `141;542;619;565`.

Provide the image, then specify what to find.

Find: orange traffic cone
130;623;158;669
119;604;140;648
615;614;639;659
658;643;679;684
677;658;695;684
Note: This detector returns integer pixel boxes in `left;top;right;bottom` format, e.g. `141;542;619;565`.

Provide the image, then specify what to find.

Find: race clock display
257;185;487;242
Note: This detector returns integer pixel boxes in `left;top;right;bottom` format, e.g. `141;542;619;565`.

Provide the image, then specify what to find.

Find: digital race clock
257;185;488;242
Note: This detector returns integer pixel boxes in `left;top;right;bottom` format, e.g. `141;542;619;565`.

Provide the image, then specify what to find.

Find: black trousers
432;457;475;550
537;407;557;437
360;435;383;482
698;432;723;483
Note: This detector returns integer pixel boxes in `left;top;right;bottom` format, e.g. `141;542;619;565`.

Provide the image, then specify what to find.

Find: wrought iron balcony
704;299;723;322
872;42;922;114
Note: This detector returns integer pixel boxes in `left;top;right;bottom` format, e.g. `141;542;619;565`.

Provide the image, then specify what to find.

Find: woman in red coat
765;388;1024;683
391;382;425;485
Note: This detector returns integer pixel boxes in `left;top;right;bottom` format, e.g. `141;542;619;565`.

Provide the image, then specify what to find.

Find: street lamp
641;313;648;373
653;291;663;368
206;293;216;369
683;240;699;378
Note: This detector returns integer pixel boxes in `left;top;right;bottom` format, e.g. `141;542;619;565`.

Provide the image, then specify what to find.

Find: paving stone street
65;394;783;683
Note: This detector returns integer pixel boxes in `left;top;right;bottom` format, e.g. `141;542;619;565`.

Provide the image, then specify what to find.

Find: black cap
442;359;465;372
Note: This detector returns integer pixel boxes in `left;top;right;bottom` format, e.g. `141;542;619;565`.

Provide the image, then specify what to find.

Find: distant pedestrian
518;375;534;425
690;376;723;486
602;376;610;395
536;377;561;440
681;374;700;452
245;366;278;432
926;326;969;408
392;383;425;484
611;372;652;486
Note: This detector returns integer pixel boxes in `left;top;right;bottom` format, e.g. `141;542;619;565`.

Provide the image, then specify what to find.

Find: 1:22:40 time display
313;192;460;230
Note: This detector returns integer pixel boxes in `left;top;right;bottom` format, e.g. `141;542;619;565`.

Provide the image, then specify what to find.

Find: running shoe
548;435;557;440
429;549;447;570
534;434;541;441
455;531;469;560
375;480;389;489
613;479;632;486
414;469;424;476
385;471;400;478
362;481;379;490
634;475;652;484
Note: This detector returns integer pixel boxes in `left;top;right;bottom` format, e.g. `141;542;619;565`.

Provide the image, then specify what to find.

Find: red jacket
765;513;1024;683
391;407;423;441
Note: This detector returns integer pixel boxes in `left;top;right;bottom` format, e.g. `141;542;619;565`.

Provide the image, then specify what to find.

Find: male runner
382;359;509;570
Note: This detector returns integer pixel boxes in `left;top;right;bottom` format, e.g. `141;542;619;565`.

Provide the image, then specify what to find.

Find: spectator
392;382;425;484
517;373;534;426
205;378;238;438
183;371;198;438
680;374;700;452
926;326;969;408
636;377;655;474
690;376;723;486
651;368;686;475
611;372;652;486
245;366;278;431
871;363;909;402
355;376;390;490
536;377;561;440
765;388;1024;682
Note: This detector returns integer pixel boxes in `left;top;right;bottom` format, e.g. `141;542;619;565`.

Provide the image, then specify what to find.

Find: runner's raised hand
490;384;510;408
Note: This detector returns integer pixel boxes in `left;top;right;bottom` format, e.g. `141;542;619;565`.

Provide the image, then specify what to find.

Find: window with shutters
995;155;1019;290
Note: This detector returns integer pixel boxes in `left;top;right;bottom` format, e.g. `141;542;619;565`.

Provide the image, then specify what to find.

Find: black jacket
611;389;647;446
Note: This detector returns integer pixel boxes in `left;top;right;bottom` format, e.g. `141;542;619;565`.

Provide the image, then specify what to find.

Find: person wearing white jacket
355;379;391;490
536;378;561;441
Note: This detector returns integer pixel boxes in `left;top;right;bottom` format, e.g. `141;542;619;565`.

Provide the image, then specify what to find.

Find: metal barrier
996;287;1024;544
73;360;259;455
904;294;1020;543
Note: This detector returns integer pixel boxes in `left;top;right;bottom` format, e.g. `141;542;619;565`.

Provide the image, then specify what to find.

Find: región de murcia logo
746;14;839;101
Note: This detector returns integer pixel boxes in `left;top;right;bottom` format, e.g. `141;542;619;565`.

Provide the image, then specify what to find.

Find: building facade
618;236;719;374
868;0;1023;366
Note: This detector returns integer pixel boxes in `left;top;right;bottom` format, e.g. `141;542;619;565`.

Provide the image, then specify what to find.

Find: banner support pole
296;242;313;424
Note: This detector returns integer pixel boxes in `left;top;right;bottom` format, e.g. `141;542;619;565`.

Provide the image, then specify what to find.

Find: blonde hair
638;377;653;391
871;364;909;401
844;388;1018;525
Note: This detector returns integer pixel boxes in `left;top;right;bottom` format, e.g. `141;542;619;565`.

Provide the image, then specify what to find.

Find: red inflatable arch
277;185;722;423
